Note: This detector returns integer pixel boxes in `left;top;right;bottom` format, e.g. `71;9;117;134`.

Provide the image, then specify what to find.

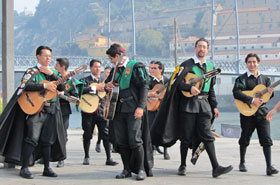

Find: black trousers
113;112;143;149
81;112;109;141
239;114;273;147
25;110;57;147
179;111;214;145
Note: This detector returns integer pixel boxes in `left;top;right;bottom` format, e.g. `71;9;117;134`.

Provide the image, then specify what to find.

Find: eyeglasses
40;54;52;58
150;67;158;70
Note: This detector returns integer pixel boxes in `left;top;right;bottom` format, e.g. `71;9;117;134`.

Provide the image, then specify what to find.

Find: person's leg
197;111;232;178
238;115;256;171
57;115;70;167
81;113;94;165
177;112;195;175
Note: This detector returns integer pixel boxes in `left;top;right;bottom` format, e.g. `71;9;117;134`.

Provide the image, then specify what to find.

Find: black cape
0;77;67;165
150;59;193;147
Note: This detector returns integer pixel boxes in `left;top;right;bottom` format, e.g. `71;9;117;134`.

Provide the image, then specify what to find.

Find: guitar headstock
74;64;87;74
205;68;222;78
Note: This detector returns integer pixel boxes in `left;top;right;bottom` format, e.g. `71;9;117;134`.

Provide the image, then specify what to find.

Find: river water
68;110;280;140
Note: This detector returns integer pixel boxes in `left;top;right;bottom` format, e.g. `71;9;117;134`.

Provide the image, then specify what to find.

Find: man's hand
267;87;274;94
45;81;57;92
97;83;105;92
106;82;117;91
266;109;277;121
134;107;144;119
40;66;53;76
213;108;220;118
148;91;159;98
191;86;200;96
253;98;262;107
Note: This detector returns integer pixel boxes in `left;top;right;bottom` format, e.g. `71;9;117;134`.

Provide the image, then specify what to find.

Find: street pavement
1;129;279;185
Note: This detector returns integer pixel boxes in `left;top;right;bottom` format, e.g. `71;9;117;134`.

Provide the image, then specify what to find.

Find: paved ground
1;129;279;185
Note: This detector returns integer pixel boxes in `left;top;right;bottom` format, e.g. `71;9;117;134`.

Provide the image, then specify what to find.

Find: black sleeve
24;81;45;91
133;66;149;109
232;76;253;105
208;77;218;109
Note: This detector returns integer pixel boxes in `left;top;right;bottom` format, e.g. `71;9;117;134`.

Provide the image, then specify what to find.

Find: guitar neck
260;80;280;95
155;83;169;94
55;71;75;86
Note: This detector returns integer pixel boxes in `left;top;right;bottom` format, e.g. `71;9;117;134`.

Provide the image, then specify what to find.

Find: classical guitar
181;68;221;97
104;55;127;120
147;83;168;111
79;82;106;113
18;65;87;115
235;79;280;116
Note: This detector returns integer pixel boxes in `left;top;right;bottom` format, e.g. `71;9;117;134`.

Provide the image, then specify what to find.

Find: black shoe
147;169;153;177
57;160;64;168
164;152;170;160
178;165;186;176
116;170;132;179
239;163;247;172
267;166;279;176
105;159;118;166
20;168;34;179
83;158;90;165
212;165;233;178
43;167;57;177
155;146;164;154
136;170;146;181
95;143;101;153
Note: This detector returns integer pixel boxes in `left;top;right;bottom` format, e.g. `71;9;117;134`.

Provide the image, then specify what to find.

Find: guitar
59;94;80;104
235;79;280;116
79;82;106;113
18;65;87;115
181;68;221;97
147;83;168;111
104;55;127;120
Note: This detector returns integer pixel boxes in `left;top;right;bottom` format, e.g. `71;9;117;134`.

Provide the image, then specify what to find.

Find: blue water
69;110;280;140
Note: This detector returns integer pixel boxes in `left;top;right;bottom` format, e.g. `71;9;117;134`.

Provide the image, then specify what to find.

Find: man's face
54;62;64;73
104;68;111;78
108;54;120;65
195;41;209;59
149;63;156;76
246;57;260;72
149;64;162;77
37;49;52;66
90;61;101;76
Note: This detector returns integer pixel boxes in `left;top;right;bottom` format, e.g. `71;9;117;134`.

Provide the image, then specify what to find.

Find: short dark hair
90;59;101;67
36;46;52;55
195;38;209;48
56;58;69;71
245;53;260;63
106;43;122;57
104;66;112;70
154;61;164;74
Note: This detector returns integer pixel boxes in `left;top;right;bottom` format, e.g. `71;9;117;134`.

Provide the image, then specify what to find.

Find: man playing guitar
147;61;170;160
80;59;118;166
233;53;278;176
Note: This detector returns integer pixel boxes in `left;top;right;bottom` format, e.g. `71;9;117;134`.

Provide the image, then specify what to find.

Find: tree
136;29;165;57
60;43;88;56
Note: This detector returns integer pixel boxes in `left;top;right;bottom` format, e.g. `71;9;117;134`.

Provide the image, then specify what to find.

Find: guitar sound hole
254;92;261;98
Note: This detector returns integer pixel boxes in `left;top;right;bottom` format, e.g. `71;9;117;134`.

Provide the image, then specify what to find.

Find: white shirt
89;74;100;94
247;70;260;78
192;55;206;67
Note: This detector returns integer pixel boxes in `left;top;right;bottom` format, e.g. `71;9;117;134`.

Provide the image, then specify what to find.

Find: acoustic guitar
147;83;168;111
181;68;221;97
79;82;106;113
235;79;280;116
18;65;87;115
104;55;127;120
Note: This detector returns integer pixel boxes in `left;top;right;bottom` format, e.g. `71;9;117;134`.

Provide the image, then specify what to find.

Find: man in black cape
151;38;232;178
0;46;66;179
